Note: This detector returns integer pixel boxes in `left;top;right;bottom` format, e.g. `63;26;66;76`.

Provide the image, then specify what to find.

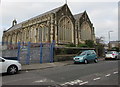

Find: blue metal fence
2;41;55;65
17;41;55;64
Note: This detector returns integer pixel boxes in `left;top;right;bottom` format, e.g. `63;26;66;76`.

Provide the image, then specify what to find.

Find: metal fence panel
42;43;51;63
30;45;40;64
19;42;30;64
2;41;54;65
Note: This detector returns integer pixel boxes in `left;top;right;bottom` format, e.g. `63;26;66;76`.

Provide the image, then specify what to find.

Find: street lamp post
108;31;113;49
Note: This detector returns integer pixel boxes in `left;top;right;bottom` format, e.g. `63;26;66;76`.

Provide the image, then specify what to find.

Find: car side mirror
2;59;5;62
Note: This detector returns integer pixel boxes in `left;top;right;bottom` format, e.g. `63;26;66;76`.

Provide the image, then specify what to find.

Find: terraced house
2;4;96;46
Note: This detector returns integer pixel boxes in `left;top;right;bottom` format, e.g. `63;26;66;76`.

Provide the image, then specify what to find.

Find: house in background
109;41;120;50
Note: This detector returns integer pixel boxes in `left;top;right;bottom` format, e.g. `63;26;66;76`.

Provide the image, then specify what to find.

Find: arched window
39;24;49;43
81;22;92;41
58;17;73;43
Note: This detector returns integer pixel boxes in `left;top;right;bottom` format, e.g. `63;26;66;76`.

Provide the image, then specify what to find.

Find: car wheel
105;58;107;60
94;58;98;63
7;65;18;75
74;62;76;64
84;59;88;64
115;56;118;60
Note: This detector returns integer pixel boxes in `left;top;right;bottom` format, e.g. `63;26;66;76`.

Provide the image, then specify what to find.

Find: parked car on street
0;57;21;75
105;51;119;60
73;50;98;64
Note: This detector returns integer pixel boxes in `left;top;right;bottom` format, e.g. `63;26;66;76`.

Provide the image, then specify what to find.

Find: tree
66;43;76;47
77;43;88;47
95;36;105;57
112;47;119;52
85;40;95;48
96;36;105;45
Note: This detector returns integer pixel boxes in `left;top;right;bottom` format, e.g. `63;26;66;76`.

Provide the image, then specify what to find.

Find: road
2;59;119;86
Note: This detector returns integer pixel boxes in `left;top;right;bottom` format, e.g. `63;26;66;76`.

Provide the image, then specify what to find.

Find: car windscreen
80;52;86;56
107;51;113;54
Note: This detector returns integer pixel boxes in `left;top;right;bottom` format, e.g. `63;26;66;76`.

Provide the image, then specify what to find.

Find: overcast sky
0;0;119;43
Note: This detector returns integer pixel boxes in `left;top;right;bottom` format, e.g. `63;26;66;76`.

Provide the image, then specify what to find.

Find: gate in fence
17;41;55;64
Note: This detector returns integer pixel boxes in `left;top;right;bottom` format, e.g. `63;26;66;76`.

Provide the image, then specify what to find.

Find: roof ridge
29;4;64;20
6;4;65;32
74;12;84;16
73;12;84;20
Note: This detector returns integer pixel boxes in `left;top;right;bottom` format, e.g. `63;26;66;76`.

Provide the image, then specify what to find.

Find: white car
0;57;21;74
105;51;119;60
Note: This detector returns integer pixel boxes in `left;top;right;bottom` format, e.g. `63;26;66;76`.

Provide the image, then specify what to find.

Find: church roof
31;5;63;19
6;4;86;33
6;4;65;32
6;23;22;32
74;12;84;20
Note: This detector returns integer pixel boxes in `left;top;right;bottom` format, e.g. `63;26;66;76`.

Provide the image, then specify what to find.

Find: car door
91;50;96;60
86;51;92;61
0;58;2;73
0;58;6;73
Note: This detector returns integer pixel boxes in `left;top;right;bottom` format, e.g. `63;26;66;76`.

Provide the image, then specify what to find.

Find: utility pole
108;31;113;50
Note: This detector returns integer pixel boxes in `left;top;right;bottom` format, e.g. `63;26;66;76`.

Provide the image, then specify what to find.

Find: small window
87;51;91;55
107;51;113;54
91;51;96;54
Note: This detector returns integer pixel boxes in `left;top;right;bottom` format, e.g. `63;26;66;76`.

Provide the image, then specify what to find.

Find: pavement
3;57;118;86
21;57;104;71
22;60;73;71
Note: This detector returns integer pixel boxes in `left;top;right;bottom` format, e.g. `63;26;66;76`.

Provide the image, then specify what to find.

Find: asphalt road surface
2;59;119;86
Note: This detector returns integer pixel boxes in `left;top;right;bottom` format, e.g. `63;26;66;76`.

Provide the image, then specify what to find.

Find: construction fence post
40;43;43;64
17;42;21;62
26;42;31;65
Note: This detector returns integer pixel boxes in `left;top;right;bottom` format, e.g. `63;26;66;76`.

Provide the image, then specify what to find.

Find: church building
2;4;96;46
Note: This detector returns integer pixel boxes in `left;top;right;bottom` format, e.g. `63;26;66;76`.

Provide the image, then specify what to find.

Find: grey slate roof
74;12;84;20
31;5;63;20
7;23;23;32
6;4;64;32
6;4;85;33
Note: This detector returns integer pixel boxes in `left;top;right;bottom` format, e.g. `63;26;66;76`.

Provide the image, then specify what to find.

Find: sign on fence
20;46;28;54
21;46;27;51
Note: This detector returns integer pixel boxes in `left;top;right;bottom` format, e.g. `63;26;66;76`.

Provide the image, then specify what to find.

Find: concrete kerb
22;66;56;71
21;61;72;71
21;57;104;71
